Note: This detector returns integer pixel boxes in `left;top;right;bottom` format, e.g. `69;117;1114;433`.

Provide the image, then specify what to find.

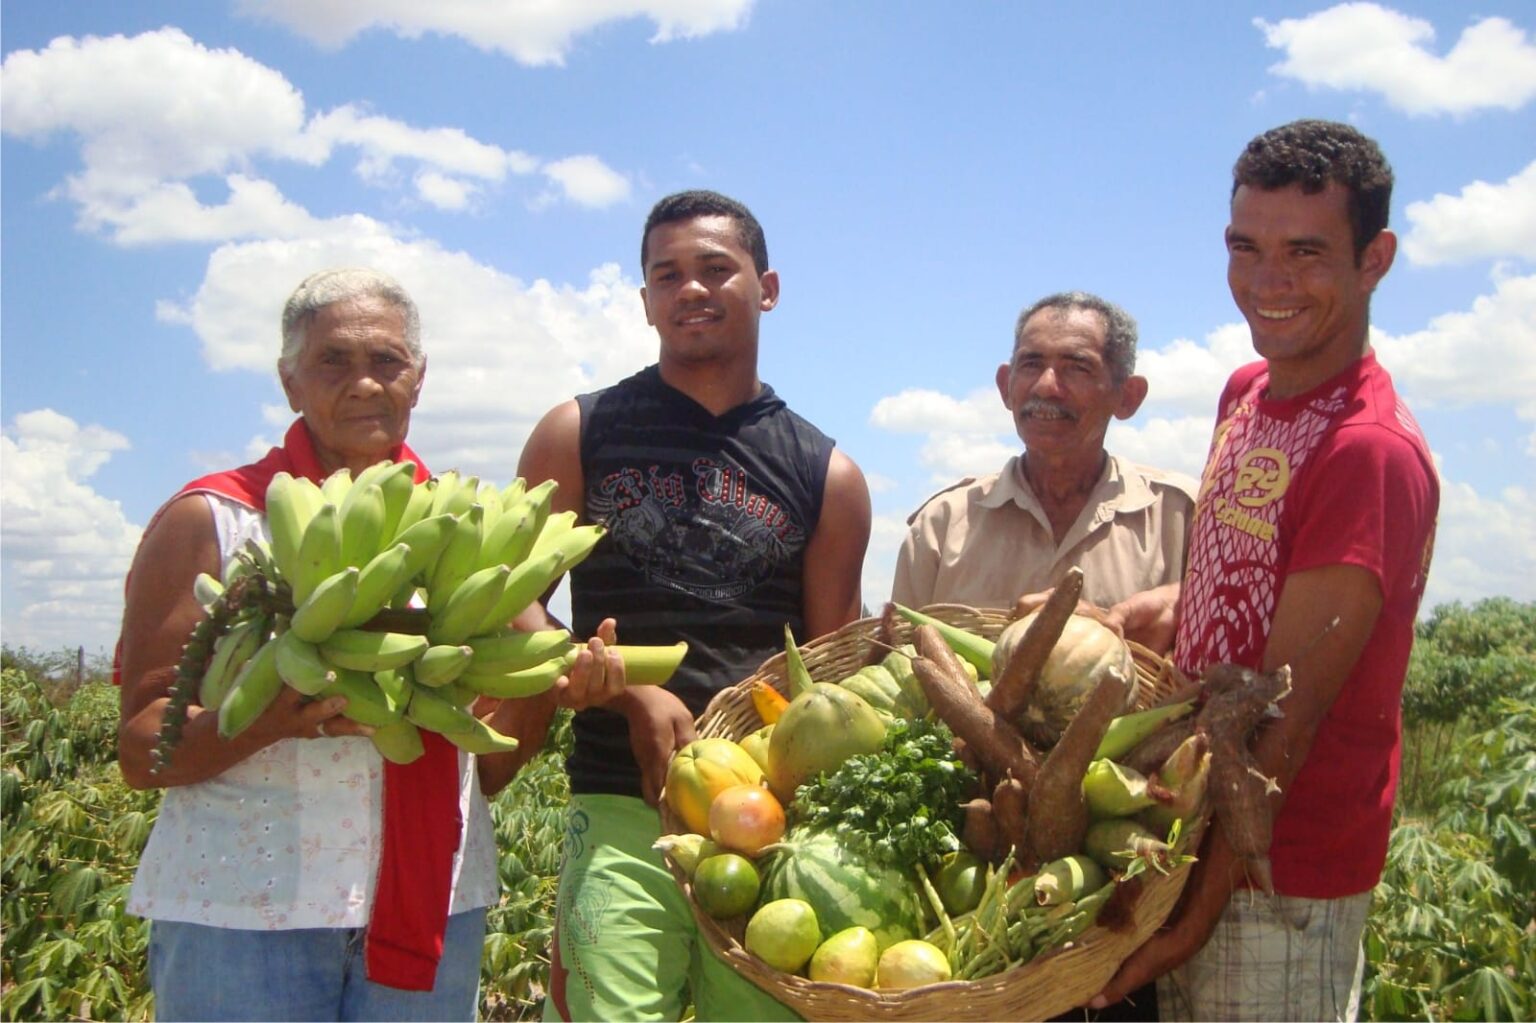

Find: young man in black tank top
514;191;871;1022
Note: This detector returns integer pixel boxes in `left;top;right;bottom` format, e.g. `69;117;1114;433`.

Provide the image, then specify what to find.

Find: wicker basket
659;605;1200;1022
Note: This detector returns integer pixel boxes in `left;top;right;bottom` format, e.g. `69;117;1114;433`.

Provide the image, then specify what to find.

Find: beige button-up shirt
891;454;1197;611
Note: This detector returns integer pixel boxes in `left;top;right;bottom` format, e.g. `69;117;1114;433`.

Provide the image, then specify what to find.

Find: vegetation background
2;598;1532;1022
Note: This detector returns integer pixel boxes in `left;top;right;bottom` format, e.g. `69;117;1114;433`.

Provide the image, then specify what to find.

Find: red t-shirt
1174;353;1438;898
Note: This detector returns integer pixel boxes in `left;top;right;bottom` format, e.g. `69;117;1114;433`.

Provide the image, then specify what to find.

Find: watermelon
758;825;924;952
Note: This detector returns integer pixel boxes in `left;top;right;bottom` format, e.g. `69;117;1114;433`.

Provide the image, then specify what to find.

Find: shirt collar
980;453;1156;520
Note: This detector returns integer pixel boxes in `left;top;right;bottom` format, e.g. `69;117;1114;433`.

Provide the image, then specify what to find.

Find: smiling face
1226;181;1396;397
640;214;779;370
996;306;1146;467
279;296;424;475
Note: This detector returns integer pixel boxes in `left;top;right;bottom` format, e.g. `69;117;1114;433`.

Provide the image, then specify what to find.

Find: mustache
1017;399;1076;421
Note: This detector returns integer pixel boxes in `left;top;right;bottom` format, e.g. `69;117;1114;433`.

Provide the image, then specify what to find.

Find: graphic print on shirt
1178;382;1349;672
591;456;806;601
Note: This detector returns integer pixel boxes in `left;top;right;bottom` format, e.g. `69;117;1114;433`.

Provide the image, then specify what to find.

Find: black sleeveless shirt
565;365;834;797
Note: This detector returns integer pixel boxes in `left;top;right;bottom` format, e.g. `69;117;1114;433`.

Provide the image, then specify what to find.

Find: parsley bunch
792;717;979;868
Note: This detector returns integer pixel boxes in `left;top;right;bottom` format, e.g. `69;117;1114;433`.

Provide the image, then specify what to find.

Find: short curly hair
640;190;769;276
1232;119;1394;260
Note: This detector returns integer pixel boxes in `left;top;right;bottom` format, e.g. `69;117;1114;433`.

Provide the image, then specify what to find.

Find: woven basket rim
659;604;1203;1021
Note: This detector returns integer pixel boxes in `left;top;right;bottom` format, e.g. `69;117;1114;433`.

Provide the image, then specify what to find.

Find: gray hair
1013;291;1138;385
278;268;422;373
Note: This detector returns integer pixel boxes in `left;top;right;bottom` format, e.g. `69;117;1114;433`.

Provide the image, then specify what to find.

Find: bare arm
802;448;872;638
1091;563;1382;1005
1103;582;1182;654
117;494;360;790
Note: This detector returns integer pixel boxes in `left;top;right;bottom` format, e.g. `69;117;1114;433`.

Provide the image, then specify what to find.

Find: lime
808;925;878;987
876;939;952;990
933;850;986;915
693;853;760;919
745;898;821;973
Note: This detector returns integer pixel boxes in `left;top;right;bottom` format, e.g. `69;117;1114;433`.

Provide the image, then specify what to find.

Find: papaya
665;738;765;835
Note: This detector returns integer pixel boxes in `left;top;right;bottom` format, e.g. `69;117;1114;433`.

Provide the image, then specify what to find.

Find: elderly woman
117;268;620;1022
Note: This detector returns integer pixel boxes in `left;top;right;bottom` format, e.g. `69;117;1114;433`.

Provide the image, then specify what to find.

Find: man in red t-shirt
1091;121;1439;1021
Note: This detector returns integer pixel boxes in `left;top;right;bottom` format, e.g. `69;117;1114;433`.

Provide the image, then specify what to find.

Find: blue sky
3;1;1534;654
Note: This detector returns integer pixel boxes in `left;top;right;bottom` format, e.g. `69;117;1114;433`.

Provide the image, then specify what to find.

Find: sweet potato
1022;666;1133;870
991;772;1029;855
911;625;1040;787
986;566;1084;721
961;797;1001;862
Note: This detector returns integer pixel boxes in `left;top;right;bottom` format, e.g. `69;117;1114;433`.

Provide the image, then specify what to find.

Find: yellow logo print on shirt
1234;448;1290;508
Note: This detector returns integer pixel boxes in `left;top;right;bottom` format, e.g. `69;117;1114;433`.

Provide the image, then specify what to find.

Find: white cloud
1402;161;1536;265
1422;476;1536;608
862;512;911;610
163;238;657;474
540;155;632;209
415;171;477;211
1;411;143;653
1;28;619;245
870;387;1006;435
238;0;755;66
1105;416;1215;481
1256;4;1536;115
1375;272;1536;408
1136;323;1257;416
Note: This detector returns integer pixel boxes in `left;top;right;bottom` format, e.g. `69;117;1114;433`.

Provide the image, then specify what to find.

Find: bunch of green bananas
192;463;686;765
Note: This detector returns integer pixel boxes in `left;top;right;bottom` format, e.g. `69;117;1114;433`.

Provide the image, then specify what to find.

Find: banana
436;680;482;709
608;642;689;685
442;474;481;518
290;502;344;605
473;549;566;636
372;665;413;710
373;461;419;542
339;541;414;629
272;629;337;696
545;524;606;574
264;472;309;582
458;650;577;699
338;482;387;570
319;668;403;727
500;477;527;508
427;563;511;646
465;628;574;675
415;644;475;687
479;486;544;570
427;506;485;610
442;715;520;756
393;513;457;582
370;718;425;764
194;572;225;610
217;636;284;739
288;566;360;644
320;467;353;505
405;684;479;735
392;477;436;540
526;509;577;562
428;470;463;518
318;629;430;672
476;483;505;541
200;615;268;709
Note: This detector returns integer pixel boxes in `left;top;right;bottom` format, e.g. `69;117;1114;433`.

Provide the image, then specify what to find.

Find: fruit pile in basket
657;568;1293;995
152;463;686;772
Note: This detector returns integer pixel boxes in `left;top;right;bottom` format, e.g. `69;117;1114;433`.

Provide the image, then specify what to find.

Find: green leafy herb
792;717;979;867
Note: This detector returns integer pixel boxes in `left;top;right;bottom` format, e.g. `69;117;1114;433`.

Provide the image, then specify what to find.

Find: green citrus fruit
933;850;986;915
693;853;760;919
808;925;879;987
745;898;822;973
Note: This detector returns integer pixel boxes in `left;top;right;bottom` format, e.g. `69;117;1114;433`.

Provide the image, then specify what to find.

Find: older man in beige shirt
893;291;1196;612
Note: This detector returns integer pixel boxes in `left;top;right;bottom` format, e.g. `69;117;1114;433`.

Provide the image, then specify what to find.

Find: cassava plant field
2;597;1532;1022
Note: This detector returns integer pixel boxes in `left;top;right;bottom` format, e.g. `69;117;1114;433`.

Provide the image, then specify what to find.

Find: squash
991;612;1135;745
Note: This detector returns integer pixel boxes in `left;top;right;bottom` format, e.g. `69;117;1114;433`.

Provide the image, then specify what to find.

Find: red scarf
124;418;462;991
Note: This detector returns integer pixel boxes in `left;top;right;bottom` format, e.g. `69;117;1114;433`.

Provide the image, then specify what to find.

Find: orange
693;853;760;919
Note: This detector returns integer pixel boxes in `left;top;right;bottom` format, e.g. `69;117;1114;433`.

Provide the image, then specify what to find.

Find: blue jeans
148;908;487;1021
